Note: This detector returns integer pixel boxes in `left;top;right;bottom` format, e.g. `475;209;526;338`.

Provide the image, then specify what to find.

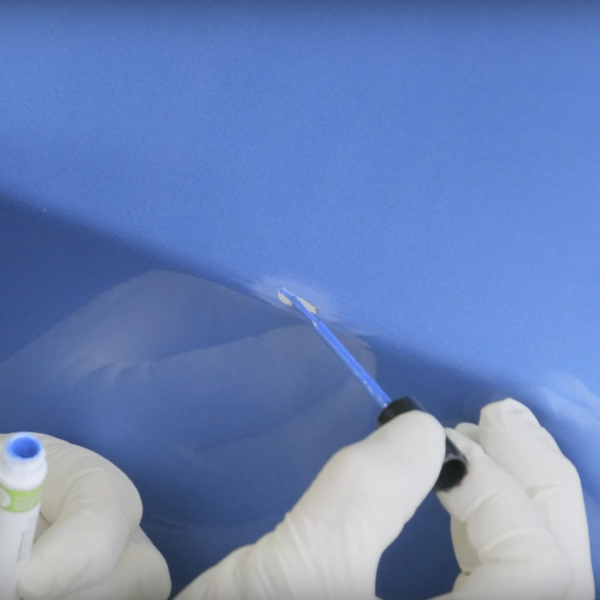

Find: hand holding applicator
277;287;467;491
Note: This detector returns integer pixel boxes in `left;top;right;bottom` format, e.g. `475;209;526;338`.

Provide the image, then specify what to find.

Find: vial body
0;434;47;600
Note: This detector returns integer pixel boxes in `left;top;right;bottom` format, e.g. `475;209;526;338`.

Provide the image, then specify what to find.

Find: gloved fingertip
479;398;573;481
334;410;446;509
18;559;57;600
480;398;540;431
443;428;485;463
328;410;446;536
375;410;446;465
454;422;480;444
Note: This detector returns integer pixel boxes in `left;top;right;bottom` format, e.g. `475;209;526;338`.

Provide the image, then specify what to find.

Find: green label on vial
0;484;43;513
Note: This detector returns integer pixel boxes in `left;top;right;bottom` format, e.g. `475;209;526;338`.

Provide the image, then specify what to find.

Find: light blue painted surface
1;3;599;598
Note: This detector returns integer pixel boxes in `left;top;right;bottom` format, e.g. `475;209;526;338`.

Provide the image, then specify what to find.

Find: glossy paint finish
1;3;599;598
2;201;599;600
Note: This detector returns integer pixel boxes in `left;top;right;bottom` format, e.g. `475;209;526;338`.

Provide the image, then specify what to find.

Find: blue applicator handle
278;288;390;409
277;287;467;491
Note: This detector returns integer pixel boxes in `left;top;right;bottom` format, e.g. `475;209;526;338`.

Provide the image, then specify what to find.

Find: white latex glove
174;410;447;600
3;434;172;600
175;399;594;600
436;398;594;600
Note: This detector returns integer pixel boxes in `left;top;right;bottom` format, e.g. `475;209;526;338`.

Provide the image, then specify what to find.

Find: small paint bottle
0;433;47;600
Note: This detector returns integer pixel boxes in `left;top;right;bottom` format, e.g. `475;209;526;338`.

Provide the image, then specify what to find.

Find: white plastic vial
0;433;47;600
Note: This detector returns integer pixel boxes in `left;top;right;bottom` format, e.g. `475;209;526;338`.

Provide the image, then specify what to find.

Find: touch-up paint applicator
277;287;467;492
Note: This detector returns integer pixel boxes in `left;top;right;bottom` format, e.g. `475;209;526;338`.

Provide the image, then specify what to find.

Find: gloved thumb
177;410;445;600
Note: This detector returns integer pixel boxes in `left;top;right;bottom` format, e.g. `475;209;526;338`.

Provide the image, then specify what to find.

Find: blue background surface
1;2;599;598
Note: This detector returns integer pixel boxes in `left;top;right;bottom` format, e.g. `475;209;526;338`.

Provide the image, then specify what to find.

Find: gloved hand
174;409;445;600
436;398;594;600
4;434;171;600
174;399;594;600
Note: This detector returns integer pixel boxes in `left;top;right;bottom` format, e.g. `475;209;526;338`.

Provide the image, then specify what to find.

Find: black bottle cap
377;396;424;426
